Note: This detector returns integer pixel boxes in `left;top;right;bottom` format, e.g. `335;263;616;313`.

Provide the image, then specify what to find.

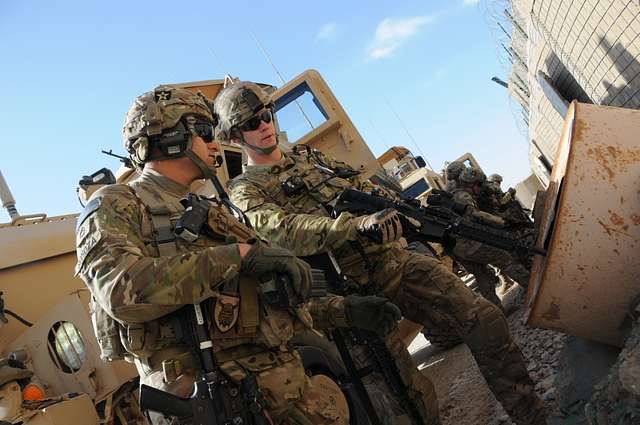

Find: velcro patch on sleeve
76;197;102;231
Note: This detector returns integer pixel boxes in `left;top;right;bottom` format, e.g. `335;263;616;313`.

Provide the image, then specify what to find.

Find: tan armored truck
377;147;445;203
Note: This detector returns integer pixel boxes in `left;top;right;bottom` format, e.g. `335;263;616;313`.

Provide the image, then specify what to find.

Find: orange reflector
22;383;45;401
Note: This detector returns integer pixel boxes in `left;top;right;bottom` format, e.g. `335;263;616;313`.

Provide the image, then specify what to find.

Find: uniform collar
138;168;190;198
243;153;292;175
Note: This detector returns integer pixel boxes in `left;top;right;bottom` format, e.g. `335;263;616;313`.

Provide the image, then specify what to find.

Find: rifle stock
139;384;192;419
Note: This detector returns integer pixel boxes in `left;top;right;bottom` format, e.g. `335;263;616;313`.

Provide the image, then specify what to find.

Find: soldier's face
240;112;277;154
191;135;221;169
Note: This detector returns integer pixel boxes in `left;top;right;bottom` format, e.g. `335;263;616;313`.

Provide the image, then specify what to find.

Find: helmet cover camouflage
459;167;486;185
123;85;214;167
446;161;465;180
488;173;503;184
214;81;273;142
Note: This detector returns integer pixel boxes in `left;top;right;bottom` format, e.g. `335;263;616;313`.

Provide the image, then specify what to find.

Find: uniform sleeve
453;190;505;228
314;150;392;197
75;185;242;324
229;179;357;256
307;296;349;331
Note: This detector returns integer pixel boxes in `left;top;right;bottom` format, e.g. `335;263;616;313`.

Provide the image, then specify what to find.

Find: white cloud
316;22;338;41
463;0;480;5
367;16;434;60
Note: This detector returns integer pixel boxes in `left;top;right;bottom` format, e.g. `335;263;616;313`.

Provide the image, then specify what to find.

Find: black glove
240;242;312;305
344;295;402;336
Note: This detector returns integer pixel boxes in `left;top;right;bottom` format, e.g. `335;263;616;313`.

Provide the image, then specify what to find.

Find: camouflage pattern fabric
450;188;531;288
457;259;503;310
229;149;546;425
76;168;350;425
214;81;273;142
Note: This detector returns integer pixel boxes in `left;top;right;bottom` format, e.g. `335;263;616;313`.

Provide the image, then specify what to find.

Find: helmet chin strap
182;134;217;180
237;132;279;155
184;150;217;180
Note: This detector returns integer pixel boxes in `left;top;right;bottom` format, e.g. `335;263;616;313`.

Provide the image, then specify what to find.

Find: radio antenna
384;98;434;170
210;48;229;77
251;31;315;130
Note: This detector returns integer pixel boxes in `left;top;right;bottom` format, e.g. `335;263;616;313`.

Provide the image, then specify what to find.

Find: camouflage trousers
341;246;547;425
139;348;349;425
452;239;531;288
456;258;503;309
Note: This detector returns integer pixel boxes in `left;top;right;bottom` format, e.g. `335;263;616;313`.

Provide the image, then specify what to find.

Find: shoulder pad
76;184;138;230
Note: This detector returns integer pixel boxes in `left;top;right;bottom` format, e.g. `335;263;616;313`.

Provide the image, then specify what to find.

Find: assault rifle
333;188;546;257
139;302;268;425
303;253;425;425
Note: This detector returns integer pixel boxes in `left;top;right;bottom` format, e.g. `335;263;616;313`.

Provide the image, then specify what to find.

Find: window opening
274;82;329;144
47;321;86;373
402;179;430;200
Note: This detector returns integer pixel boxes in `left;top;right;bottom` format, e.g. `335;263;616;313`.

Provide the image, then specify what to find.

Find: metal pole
0;170;19;219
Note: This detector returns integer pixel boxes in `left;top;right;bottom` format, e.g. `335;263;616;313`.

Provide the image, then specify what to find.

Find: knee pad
462;299;510;349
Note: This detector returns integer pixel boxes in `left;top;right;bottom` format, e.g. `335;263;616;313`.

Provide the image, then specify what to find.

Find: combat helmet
488;173;503;184
459;167;486;185
123;85;217;178
446;161;465;181
214;80;277;154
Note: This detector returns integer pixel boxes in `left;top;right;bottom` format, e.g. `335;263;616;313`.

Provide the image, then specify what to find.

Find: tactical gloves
352;208;403;244
240;242;312;305
344;295;402;336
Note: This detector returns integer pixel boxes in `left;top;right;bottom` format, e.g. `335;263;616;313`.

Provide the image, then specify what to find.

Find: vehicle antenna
367;118;391;150
210;48;228;76
250;31;315;130
384;98;434;171
0;170;19;220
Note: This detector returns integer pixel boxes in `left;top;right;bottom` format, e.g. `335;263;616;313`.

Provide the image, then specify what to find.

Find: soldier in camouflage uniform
451;168;531;289
216;80;547;425
75;85;402;425
444;161;464;192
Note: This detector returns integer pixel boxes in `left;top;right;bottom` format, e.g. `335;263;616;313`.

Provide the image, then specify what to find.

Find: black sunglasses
192;120;215;143
238;109;273;132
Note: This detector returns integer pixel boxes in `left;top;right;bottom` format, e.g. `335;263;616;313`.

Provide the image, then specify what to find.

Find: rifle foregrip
310;268;328;298
139;384;192;418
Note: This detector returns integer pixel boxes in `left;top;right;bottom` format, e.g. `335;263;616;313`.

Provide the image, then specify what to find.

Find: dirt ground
418;286;568;425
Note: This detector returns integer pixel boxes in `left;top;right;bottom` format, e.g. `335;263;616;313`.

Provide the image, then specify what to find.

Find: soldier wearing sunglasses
216;80;548;425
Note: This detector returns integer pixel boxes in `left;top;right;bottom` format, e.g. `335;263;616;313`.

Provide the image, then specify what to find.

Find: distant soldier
75;85;401;425
444;161;465;192
482;174;533;230
217;80;547;425
451;168;531;289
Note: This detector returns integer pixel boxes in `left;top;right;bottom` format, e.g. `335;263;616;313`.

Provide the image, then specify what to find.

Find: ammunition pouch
120;314;186;359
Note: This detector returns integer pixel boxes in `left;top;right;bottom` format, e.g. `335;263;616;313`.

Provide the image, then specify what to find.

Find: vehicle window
402;178;430;199
47;321;87;373
274;81;329;143
224;150;243;179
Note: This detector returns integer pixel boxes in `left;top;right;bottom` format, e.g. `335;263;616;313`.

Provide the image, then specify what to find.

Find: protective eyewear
192;120;215;143
238;109;273;132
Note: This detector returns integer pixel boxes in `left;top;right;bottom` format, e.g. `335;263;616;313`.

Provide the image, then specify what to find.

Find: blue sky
0;0;529;220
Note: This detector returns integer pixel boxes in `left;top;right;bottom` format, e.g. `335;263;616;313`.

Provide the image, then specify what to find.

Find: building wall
505;0;640;186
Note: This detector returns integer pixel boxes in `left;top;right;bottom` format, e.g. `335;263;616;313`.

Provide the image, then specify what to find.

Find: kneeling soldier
216;81;547;425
